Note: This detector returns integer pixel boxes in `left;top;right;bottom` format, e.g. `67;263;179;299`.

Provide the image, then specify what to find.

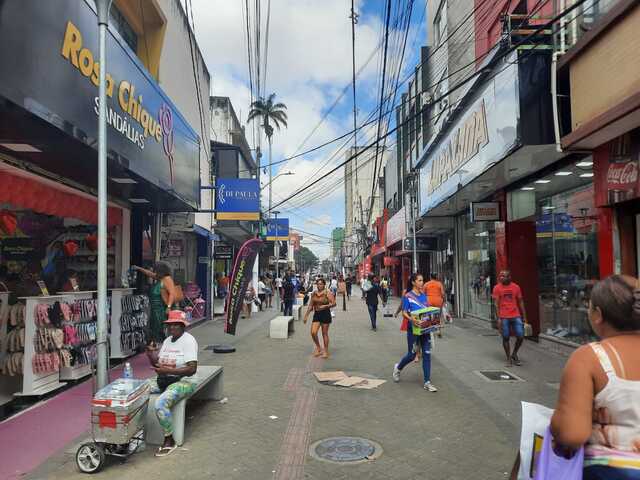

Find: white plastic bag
518;401;554;480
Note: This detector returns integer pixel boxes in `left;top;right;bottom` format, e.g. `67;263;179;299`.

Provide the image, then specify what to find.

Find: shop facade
0;0;202;400
417;49;579;341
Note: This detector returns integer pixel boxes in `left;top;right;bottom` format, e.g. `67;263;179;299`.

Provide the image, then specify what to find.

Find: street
29;293;565;480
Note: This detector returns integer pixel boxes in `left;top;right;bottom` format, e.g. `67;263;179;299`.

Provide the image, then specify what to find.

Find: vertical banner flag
225;238;263;335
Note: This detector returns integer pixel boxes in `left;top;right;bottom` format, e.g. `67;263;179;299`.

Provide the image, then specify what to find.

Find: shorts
313;309;332;324
501;317;524;338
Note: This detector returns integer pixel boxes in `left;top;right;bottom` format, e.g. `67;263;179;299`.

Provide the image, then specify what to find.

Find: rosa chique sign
0;0;200;207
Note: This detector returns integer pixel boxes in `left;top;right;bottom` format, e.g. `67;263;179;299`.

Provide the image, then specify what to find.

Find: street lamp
95;0;113;390
272;210;281;278
261;171;294;193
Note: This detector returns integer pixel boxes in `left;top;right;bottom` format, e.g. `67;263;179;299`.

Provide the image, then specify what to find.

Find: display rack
14;296;67;397
0;292;19;406
58;291;97;381
109;288;135;359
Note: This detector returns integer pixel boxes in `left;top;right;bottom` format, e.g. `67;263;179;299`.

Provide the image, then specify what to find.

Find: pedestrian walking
303;278;336;359
282;274;295;316
243;284;255;319
330;275;338;297
218;272;229;299
548;275;640;479
257;276;266;311
392;273;438;392
364;275;384;331
264;274;274;308
346;275;353;300
492;270;527;366
338;275;347;311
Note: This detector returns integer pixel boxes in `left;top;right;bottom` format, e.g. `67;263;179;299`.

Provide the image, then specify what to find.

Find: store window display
0;210;118;296
511;157;598;345
460;216;496;321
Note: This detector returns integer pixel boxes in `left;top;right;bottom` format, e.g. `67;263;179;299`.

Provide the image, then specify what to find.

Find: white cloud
189;0;411;259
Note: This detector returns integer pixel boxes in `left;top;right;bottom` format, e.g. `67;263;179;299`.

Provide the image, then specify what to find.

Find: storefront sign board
419;60;519;215
0;1;200;208
403;237;438;252
386;207;406;247
470;202;500;222
266;218;289;241
214;244;234;260
215;178;260;220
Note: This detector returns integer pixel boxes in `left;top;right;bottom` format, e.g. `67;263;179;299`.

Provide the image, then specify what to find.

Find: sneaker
424;382;438;392
392;364;401;382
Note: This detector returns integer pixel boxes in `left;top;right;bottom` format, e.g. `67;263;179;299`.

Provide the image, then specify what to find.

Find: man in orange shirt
423;273;445;308
492;270;528;366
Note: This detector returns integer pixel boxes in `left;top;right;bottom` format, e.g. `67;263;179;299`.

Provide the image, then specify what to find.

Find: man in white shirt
146;310;198;457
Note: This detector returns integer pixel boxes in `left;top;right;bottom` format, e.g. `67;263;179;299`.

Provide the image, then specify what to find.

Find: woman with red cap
146;310;198;457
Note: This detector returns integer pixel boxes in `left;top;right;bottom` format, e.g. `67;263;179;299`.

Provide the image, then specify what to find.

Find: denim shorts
501;317;524;338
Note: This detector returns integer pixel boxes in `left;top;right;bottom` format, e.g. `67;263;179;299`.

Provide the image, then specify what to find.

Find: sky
189;0;427;259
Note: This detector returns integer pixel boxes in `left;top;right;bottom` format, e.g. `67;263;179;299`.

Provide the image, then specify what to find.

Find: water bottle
123;362;133;379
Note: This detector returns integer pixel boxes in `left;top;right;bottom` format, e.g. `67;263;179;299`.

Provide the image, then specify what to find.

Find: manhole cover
475;370;524;382
204;344;236;353
309;437;382;464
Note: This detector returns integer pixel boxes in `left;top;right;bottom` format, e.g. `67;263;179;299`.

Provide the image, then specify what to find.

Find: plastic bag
518;402;554;480
533;426;583;480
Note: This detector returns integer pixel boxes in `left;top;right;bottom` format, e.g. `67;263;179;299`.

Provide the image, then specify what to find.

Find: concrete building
344;145;388;264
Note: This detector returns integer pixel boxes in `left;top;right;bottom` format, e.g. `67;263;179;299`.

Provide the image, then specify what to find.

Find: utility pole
95;0;112;390
409;170;418;273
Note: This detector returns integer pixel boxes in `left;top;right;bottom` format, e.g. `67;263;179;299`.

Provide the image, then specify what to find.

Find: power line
268;0;590;214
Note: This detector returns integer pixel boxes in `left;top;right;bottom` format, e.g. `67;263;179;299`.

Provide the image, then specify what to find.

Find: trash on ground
333;376;369;387
313;371;347;382
269;415;278;420
219;397;229;404
353;379;387;389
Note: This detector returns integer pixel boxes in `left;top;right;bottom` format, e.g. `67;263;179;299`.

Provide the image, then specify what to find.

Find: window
110;5;138;53
434;1;447;46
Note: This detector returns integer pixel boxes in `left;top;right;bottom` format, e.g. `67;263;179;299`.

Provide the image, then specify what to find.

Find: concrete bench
270;315;294;339
292;304;302;322
144;365;224;446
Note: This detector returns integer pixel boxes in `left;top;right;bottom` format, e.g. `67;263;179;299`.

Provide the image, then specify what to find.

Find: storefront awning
193;224;216;241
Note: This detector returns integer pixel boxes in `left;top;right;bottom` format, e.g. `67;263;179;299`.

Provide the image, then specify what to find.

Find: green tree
247;93;288;217
296;246;319;273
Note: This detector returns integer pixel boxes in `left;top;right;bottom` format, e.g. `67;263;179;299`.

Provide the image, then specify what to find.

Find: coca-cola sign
607;161;638;188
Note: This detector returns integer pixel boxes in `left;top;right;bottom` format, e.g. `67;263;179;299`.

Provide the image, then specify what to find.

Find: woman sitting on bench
146;310;198;457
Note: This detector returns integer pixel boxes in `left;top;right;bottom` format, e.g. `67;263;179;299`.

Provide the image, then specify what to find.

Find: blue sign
215;178;260;220
536;213;575;234
266;218;289;240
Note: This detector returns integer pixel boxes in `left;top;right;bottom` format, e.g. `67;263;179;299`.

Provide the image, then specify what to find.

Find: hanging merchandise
85;233;98;252
119;294;149;355
63;240;79;257
0;210;17;236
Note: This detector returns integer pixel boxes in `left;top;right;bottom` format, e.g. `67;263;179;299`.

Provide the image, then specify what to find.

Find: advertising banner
419;58;519;215
0;1;201;207
224;238;263;335
215;178;260;220
266;218;289;241
386;207;406;247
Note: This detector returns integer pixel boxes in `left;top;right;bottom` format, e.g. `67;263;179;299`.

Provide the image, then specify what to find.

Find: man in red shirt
492;270;528;366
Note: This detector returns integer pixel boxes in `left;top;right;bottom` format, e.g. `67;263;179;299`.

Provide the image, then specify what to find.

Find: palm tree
247;93;288;218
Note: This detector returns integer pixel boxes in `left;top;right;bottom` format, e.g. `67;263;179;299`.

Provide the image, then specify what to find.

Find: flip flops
155;445;177;457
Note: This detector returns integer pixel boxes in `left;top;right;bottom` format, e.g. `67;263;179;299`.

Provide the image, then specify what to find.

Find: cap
164;310;189;326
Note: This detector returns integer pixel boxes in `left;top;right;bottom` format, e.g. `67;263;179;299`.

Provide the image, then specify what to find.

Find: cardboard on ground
314;371;347;382
353;379;387;389
333;376;369;387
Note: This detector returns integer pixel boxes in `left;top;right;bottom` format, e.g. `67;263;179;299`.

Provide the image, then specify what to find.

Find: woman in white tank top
551;275;640;479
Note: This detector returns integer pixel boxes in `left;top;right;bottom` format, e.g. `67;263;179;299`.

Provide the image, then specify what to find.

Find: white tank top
585;342;640;469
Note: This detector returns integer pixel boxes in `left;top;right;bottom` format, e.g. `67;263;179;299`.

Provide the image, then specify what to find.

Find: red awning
0;170;122;227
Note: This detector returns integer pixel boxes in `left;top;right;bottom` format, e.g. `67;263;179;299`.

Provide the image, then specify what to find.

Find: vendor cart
76;378;150;473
